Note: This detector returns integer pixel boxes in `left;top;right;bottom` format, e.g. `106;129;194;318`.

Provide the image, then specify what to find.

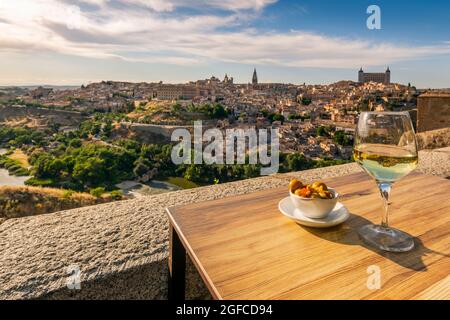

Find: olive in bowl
288;180;339;219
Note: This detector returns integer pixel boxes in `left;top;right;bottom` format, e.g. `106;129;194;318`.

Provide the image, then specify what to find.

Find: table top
167;172;450;300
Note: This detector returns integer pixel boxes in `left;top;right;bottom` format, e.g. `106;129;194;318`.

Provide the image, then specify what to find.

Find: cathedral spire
252;68;258;85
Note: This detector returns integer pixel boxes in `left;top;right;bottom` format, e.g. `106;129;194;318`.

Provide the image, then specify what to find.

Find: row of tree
1;115;351;193
0;127;46;148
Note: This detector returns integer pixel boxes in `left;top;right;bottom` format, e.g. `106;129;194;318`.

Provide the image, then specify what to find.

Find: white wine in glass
354;112;418;252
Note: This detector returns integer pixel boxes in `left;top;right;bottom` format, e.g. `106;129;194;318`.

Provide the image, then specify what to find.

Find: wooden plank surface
167;172;450;300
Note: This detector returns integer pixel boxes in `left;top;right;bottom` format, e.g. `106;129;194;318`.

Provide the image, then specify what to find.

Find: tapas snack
289;180;334;199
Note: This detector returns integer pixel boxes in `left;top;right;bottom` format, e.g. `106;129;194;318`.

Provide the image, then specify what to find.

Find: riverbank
0;148;31;186
0;148;31;180
0;169;30;186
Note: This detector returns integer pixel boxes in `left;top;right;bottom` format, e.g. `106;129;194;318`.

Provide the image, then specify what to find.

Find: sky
0;0;449;88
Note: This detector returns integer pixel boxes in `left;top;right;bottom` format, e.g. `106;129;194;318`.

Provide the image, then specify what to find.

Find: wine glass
353;112;418;252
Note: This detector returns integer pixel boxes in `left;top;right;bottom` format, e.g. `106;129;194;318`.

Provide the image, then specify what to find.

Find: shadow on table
300;213;448;271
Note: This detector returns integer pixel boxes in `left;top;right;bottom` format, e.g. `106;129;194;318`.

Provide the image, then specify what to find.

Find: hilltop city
0;68;420;160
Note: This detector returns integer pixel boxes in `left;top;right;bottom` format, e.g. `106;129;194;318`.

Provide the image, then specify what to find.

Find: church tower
252;68;258;85
358;67;364;83
385;66;391;84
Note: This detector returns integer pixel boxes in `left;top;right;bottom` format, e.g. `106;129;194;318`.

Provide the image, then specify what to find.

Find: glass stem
377;182;392;228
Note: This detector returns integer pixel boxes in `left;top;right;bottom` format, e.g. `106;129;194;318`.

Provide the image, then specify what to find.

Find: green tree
110;190;123;200
288;114;303;121
171;103;183;114
73;157;107;187
301;97;312;105
68;138;82;148
184;164;203;182
90;187;106;198
272;113;285;123
133;157;150;177
334;131;352;146
285;153;311;171
268;113;285;123
45;159;67;178
243;164;260;178
316;126;329;137
102;121;113;138
211;103;228;119
32;152;54;178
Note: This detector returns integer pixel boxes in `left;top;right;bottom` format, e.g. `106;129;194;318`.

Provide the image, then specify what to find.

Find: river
0;148;31;186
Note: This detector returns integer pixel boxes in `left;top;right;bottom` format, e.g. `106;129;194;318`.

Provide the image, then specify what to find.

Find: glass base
358;224;414;252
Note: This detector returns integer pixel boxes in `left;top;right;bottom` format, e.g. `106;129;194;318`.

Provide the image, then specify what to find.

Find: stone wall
416;127;450;150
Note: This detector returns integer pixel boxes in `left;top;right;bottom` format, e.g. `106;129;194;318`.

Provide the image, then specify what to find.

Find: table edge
166;206;223;300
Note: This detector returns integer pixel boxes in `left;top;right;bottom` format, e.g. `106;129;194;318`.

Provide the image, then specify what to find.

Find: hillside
0;186;117;219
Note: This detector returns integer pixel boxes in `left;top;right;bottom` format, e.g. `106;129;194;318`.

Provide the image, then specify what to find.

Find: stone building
155;84;197;100
223;74;233;84
417;92;450;132
358;67;390;84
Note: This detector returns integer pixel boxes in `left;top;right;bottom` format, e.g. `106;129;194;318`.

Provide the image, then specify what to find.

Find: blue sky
257;1;450;43
0;0;449;87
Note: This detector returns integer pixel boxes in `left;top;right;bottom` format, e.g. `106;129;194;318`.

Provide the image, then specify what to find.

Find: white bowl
289;188;339;219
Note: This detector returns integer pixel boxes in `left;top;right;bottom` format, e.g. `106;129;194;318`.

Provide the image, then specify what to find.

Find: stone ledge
416;127;450;151
0;148;449;300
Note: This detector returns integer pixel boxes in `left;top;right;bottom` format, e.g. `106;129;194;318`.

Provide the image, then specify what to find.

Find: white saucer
278;196;350;228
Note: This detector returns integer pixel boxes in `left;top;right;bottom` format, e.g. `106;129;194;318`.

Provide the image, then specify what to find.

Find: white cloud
125;0;175;12
76;0;277;12
0;0;449;70
182;0;278;11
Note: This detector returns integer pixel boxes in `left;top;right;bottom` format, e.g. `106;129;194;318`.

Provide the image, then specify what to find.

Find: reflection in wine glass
353;112;418;252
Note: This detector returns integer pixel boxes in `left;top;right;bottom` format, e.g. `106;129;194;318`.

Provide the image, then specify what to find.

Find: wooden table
166;172;450;300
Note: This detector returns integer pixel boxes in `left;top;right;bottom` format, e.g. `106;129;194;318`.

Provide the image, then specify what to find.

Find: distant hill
0;85;80;91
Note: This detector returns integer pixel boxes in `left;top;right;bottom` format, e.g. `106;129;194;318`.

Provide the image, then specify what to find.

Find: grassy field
9;149;30;168
0;149;30;176
162;176;200;189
